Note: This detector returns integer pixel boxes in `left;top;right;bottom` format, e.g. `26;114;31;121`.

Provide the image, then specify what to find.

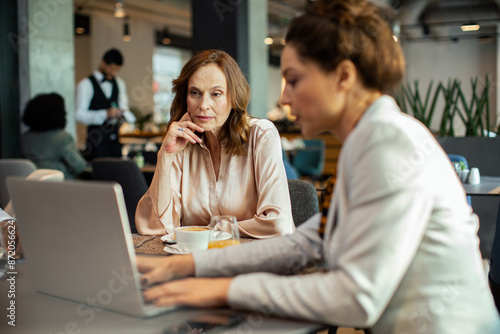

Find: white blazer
194;96;500;333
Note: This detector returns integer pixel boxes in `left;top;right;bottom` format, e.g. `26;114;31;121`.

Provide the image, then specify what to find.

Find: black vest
83;75;122;160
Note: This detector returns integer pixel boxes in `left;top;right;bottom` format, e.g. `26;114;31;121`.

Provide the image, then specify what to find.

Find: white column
18;0;75;137
247;0;268;119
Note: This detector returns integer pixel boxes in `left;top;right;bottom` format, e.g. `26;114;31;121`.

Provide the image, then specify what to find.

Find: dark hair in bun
285;0;405;93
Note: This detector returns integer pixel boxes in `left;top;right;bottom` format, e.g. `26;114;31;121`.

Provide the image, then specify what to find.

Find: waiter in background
75;48;135;160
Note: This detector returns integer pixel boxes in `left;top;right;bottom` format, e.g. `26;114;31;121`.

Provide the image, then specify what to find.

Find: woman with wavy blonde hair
136;49;293;238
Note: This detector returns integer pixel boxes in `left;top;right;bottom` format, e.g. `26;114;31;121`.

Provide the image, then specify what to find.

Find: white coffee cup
174;226;212;253
469;167;481;185
459;169;469;183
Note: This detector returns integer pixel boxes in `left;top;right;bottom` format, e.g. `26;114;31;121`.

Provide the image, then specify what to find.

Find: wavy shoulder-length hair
169;49;251;155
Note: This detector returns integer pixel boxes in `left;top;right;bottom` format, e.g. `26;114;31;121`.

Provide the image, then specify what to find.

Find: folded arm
135;152;181;235
236;124;294;238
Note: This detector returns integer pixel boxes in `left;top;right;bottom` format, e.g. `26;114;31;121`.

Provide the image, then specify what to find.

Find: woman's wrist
170;254;196;278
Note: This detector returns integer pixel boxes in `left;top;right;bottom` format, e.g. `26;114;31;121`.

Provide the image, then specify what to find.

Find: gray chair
291;139;326;178
287;179;319;227
4;168;64;217
91;158;149;233
0;159;37;209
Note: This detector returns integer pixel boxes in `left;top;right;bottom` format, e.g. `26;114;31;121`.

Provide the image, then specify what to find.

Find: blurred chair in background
447;154;469;170
0;159;37;209
91;158;148;233
287;179;319;227
284;160;299;180
4;169;64;217
283;150;299;180
447;154;471;205
291;139;325;180
2;168;64;261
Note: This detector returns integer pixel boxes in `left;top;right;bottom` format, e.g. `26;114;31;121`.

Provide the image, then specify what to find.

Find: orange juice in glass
208;239;241;248
208;215;240;249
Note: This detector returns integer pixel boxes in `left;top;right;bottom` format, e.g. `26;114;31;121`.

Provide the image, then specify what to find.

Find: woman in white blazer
136;0;500;332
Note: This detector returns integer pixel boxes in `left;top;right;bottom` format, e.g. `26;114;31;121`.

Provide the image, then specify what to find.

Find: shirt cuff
226;273;275;311
192;248;226;277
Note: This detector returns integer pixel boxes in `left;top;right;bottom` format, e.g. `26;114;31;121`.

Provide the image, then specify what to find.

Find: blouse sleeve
236;123;295;238
135;150;183;235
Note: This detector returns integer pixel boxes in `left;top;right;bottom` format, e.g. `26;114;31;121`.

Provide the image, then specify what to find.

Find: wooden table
140;163;156;173
0;263;326;334
133;235;255;256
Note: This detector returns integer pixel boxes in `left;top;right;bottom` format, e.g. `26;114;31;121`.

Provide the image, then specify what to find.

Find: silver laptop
7;177;175;318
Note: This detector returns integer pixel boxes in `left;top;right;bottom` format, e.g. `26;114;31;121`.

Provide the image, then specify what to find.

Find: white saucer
162;231;233;255
160;231;232;244
160;234;176;243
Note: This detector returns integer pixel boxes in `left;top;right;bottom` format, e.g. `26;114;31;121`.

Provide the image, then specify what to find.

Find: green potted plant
129;106;154;132
394;75;493;137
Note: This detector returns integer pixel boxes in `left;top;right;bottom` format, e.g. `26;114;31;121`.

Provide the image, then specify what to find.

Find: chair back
287;179;319;227
447;154;469;170
4;169;64;217
284;160;299;180
91;158;148;233
292;139;325;177
282;151;299;179
0;159;37;208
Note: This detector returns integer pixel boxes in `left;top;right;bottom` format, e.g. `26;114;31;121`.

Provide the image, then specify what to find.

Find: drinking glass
208;215;240;249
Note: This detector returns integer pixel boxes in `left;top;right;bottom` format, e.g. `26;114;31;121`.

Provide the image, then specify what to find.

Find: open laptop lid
6;178;165;317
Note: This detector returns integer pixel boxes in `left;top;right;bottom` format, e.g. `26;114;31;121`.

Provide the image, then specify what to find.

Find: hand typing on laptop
137;255;232;308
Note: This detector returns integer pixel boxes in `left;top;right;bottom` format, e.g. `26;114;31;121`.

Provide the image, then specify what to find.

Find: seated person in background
135;49;294;238
21;93;87;179
136;1;500;333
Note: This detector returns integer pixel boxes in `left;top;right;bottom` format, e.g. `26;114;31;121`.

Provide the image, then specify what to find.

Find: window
152;46;192;123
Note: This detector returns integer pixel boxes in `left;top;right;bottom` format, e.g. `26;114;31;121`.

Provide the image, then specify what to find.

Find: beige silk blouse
135;118;294;238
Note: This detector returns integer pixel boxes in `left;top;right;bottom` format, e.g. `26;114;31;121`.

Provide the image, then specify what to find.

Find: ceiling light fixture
75;12;89;35
161;27;171;45
114;0;126;18
123;17;131;42
461;22;480;32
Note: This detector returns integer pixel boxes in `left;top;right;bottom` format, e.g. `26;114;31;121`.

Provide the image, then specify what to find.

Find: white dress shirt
75;70;135;125
193;96;500;333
